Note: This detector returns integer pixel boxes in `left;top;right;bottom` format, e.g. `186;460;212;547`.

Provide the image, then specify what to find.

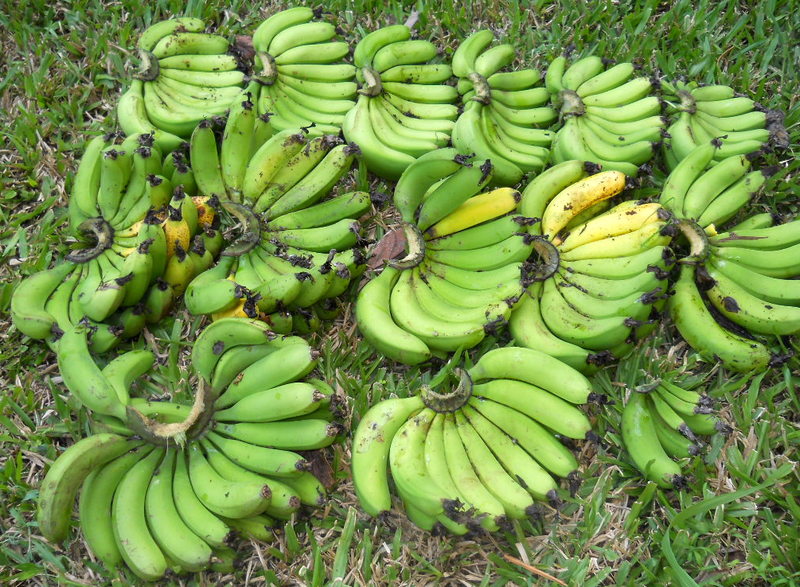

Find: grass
1;0;799;585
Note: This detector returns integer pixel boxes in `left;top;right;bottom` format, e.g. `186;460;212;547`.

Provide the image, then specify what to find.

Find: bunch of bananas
118;18;245;152
653;142;796;371
183;113;369;325
606;352;726;489
356;149;531;364
12;132;210;353
505;162;672;372
451;30;557;185
36;318;341;581
546;56;664;174
661;80;778;169
251;7;356;135
343;25;459;179
352;348;593;533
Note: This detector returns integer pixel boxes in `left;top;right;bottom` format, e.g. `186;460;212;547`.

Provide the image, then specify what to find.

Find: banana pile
451;30;557;185
251;7;357;135
343;25;459;179
661;80;777;169
119;18;245;152
36;318;341;581
11;132;213;353
356;149;532;364
488;162;671;371
546;56;664;174
352;348;592;533
182;112;369;324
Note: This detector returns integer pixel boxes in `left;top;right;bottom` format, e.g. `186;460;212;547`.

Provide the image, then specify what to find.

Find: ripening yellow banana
425;187;521;239
541;170;627;239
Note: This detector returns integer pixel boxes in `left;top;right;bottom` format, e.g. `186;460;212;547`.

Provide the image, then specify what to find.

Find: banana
380;63;452;84
79;446;153;569
559;222;671;261
213;337;316;408
264;143;357;217
160;67;246;88
422;266;521;308
538;277;635;350
56;328;127;418
427;232;531;271
372;38;438;72
668;264;771;372
509;285;595;372
584;95;661;122
208;342;289;396
201;441;300;520
486;68;541;91
577;117;656;164
353;24;411;68
389;270;489;352
658;142;717;214
341;95;415;180
37;434;137;543
393;148;466;223
702;264;800;335
557;201;664;251
696;170;767;228
355;267;432;365
252;7;314;50
145;449;213;571
468;396;578;478
539;170;627;238
450;410;535;519
468;345;593;404
191;317;274;384
215;382;327;422
269;190;370;230
215;418;339;451
708;257;800;305
205;429;308;478
111;448;168;581
151;31;228;58
117;83;185;154
186;442;272;518
143;278;175;323
241;129;309;204
137;17;206;51
452;106;523;185
425;214;523;249
190;118;226;198
390;408;457;519
560;55;605;91
172;452;233;548
519;159;591;227
441;413;504;531
416;160;494;232
460;406;558;502
622;392;683;488
351;395;424;517
185;257;242;316
575;62;635;97
156;53;238;75
452;29;494;77
712;241;800;278
559;264;663;300
279;63;357;83
368;99;445;156
11;263;74;340
412;269;512;324
681;154;751;220
101;348;154;404
267;21;337;56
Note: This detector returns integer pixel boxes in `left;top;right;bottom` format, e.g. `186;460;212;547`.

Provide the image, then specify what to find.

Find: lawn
0;0;798;585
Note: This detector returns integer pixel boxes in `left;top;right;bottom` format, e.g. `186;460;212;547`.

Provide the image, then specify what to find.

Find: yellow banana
557;201;665;251
424;187;521;239
541;171;627;239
